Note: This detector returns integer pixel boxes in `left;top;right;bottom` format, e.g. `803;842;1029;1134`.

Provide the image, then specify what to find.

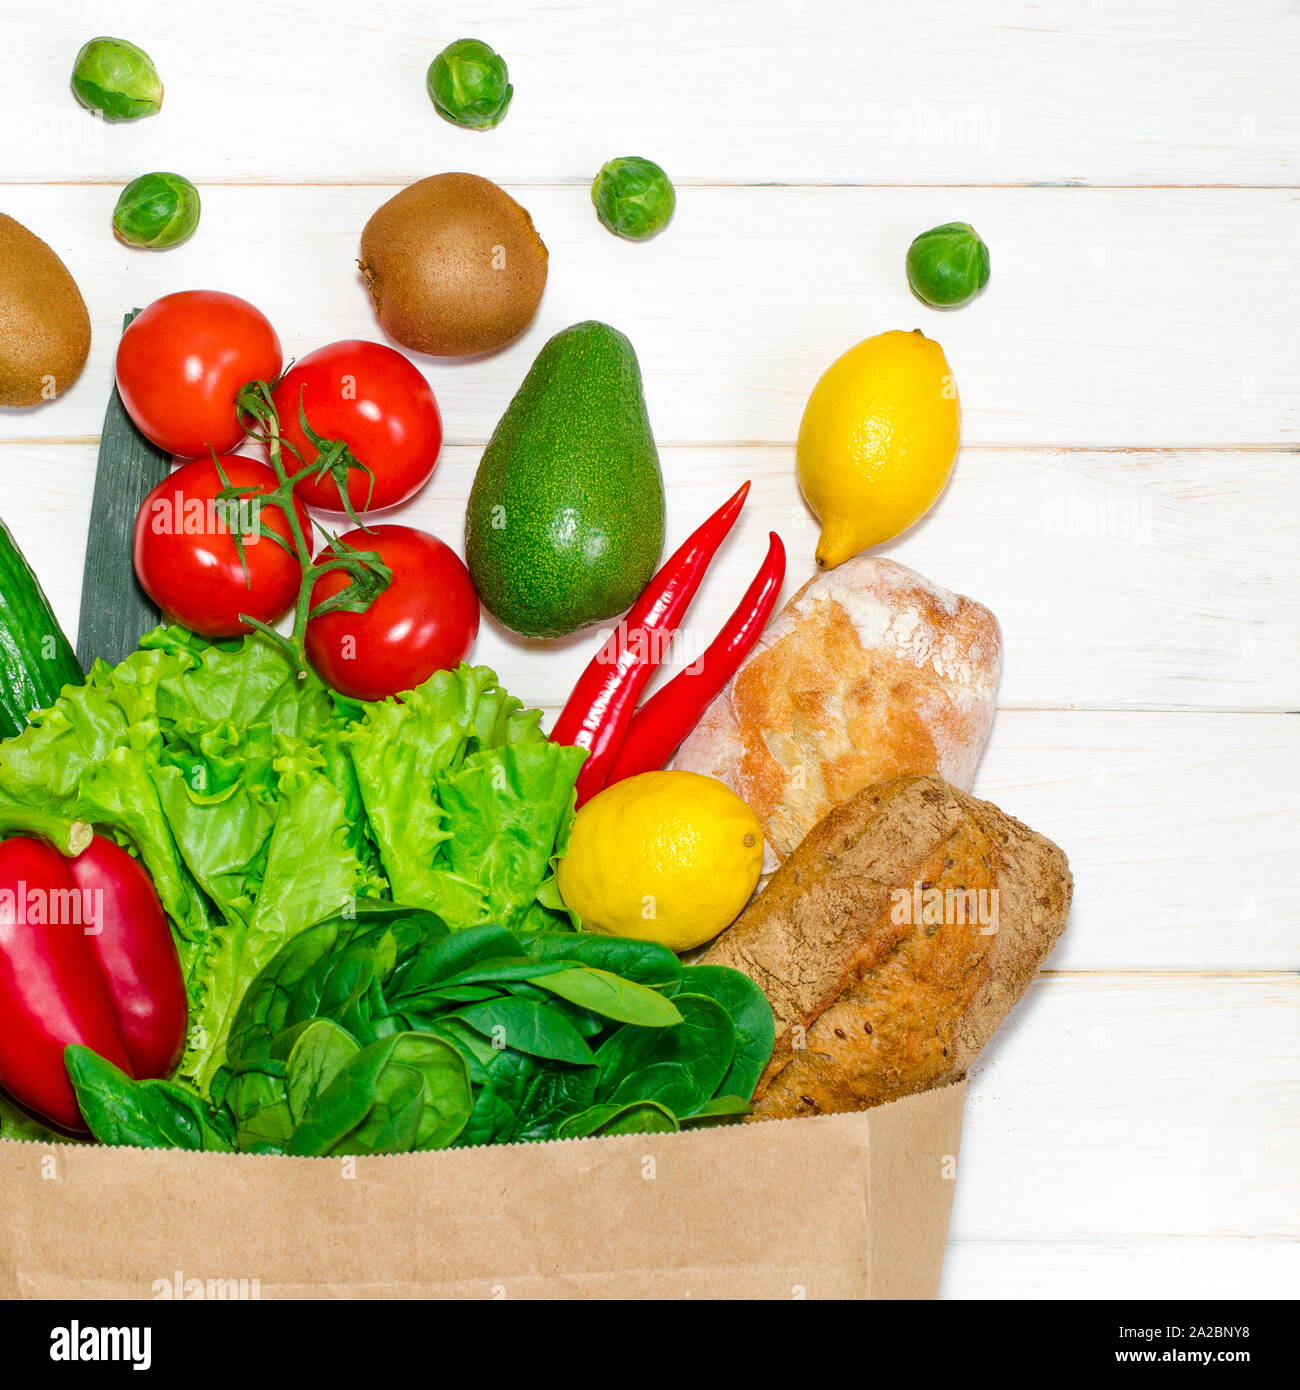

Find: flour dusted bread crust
701;775;1071;1120
672;557;1001;872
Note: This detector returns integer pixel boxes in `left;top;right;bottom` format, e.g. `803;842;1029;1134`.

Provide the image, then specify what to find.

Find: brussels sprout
591;157;676;241
112;173;201;250
427;39;512;130
71;37;163;122
905;222;990;308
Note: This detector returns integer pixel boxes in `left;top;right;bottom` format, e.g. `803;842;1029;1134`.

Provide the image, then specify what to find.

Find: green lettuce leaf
0;1088;78;1145
344;665;580;928
181;737;389;1089
0;631;581;1105
432;740;586;929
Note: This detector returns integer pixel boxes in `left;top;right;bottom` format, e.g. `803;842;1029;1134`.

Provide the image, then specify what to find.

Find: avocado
466;321;665;639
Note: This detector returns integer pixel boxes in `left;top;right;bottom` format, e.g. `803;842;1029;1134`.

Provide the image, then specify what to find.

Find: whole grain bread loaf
702;774;1071;1120
673;557;1001;873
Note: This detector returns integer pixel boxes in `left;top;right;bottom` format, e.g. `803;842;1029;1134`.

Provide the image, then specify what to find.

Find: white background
2;1;1297;1298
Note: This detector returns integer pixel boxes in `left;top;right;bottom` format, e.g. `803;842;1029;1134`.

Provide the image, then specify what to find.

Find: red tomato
133;456;311;638
116;291;282;458
272;340;443;514
305;525;479;701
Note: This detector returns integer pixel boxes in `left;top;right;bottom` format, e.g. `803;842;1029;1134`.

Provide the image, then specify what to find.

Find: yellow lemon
796;328;960;568
556;770;763;952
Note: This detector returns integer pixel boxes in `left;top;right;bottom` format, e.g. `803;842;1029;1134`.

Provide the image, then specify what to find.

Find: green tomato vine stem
232;379;393;683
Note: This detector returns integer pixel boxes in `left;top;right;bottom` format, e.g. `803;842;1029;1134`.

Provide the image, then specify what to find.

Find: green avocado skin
466;321;666;639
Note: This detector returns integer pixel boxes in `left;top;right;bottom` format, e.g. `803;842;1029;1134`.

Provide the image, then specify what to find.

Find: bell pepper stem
0;809;93;858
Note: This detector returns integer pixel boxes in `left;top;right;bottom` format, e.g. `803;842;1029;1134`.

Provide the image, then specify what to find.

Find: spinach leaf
523;932;683;990
504;980;551;1002
288;1032;471;1156
227;905;448;1064
207;895;768;1155
675;965;775;1101
426;1018;501;1082
558;1100;679;1138
680;1094;752;1126
608;1061;714;1116
287;943;390;1046
431;957;572;989
592;1101;680;1136
452;996;596;1065
223;1058;293;1152
511;1065;598;1143
594;994;736;1116
285;1019;361;1125
456;1048;534;1148
561;1006;607;1039
406;921;525;984
531;966;683;1027
65;1045;233;1151
353;1066;425;1154
397;983;504;1007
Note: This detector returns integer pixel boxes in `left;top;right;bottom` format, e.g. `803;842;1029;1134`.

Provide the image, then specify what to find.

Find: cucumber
75;310;169;669
0;514;83;740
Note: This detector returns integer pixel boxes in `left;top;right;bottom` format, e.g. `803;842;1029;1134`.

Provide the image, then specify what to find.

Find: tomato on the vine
133;455;312;638
271;340;443;514
116;291;282;458
305;525;479;701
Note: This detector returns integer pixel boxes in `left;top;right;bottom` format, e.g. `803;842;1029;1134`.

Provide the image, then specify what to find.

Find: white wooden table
3;1;1297;1298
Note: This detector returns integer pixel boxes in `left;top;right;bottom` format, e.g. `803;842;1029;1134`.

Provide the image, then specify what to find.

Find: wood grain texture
975;711;1300;973
4;1;1298;186
0;186;1296;448
953;976;1300;1241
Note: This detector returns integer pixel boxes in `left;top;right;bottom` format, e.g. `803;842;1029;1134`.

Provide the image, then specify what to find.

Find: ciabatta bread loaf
673;557;1001;872
702;775;1071;1120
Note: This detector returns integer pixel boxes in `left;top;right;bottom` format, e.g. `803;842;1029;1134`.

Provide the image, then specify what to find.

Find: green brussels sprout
591;157;676;241
71;37;163;122
905;222;990;308
427;39;513;130
112;173;201;250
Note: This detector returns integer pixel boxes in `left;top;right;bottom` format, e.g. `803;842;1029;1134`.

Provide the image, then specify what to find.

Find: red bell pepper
0;827;188;1133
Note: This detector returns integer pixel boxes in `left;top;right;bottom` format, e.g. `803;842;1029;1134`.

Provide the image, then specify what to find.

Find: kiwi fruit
0;212;91;408
359;172;547;358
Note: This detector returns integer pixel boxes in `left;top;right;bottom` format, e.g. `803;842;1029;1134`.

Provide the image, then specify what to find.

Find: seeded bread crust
701;774;1072;1119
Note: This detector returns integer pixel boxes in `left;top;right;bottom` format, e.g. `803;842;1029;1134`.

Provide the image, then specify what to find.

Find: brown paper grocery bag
0;1080;964;1300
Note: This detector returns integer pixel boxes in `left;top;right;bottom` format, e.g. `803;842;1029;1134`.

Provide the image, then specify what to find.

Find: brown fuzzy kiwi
0;212;91;408
358;173;548;358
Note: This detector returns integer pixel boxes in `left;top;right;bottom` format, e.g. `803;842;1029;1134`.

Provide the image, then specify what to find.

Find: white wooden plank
943;1237;1300;1299
976;711;1300;972
951;976;1300;1241
0;186;1296;449
6;444;1294;713
4;1;1298;187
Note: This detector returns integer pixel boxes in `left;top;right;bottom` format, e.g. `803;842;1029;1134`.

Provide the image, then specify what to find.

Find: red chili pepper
551;481;751;806
607;532;786;783
0;830;188;1133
